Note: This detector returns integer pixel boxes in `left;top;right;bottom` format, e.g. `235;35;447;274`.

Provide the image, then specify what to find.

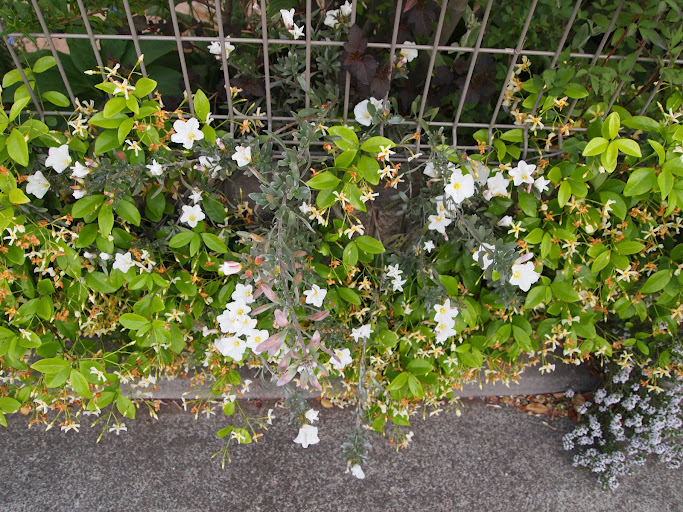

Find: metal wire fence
2;0;681;159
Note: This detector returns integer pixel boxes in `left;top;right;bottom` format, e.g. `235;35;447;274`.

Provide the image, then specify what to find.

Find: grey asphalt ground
1;397;682;512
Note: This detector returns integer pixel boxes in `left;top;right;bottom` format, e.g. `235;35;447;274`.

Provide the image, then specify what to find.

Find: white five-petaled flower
208;40;235;59
280;8;295;29
324;9;341;28
180;204;205;228
354;98;383;127
351;323;373;342
445;168;475;204
112;79;136;99
293;424;319;448
171;118;205;149
189;189;202;204
26;171;50;199
231;145;252;167
509;261;541;292
473;243;494;270
433;299;459;324
423;161;438;179
112;252;135;273
125;139;142;156
485;173;510;199
534;176;551;193
219;261;242;276
146;159;163;176
509;160;536;186
427;214;452;234
331;348;352;371
215;335;247;362
399;41;418;63
304;284;327;308
289;23;305;40
377;145;395;161
423;240;435;253
45;144;71;173
232;283;255;304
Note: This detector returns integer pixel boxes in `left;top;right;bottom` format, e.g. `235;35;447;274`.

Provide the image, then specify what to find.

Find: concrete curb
126;360;600;400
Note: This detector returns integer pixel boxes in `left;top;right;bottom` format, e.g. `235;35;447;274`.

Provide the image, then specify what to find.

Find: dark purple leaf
344;24;367;54
407;0;437;36
343;53;378;86
371;61;392;98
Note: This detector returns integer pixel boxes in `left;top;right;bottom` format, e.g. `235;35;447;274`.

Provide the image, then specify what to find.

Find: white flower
473;243;494;270
399;41;418;63
423;161;438;178
280;8;295;29
434;318;457;344
188;189;202;204
231;145;252;167
304;284;327;308
45;144;71;173
498;215;514;227
245;329;269;352
485;173;510;199
171;118;205;149
354;98;383;127
112;79;135;99
305;409;319;423
340;0;352;16
26;171;50;199
351;324;373;342
232;283;255;304
219;261;242;275
392;277;406;292
331;348;352;371
534;176;552;193
509;261;541;292
433;299;459;324
289;23;305;40
208;40;235;59
324;9;340;28
179;204;205;228
445;168;475;204
99;252;112;261
70;162;90;179
146;159;163;176
293;424;319;448
510;160;536;186
465;161;491;186
423;240;435;253
427;214;452;235
386;264;402;279
350;464;365;479
215;335;247;361
112;252;135;273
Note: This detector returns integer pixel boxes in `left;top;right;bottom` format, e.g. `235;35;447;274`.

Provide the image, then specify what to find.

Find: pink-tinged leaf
311;330;321;347
256;331;285;357
308;310;330;322
259;283;279;302
515;253;534;264
276;369;296;387
274;308;289;327
308;372;322;391
404;0;417;12
294;251;307;258
277;350;293;372
251;303;275;316
293;272;302;285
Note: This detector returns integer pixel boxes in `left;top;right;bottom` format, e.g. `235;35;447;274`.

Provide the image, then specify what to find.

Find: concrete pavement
1;398;681;512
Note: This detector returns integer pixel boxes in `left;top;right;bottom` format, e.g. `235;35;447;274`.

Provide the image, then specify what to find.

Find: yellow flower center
189;215;196;222
439;307;446;314
453;183;461;190
189;133;195;140
513;271;520;279
233;340;240;347
521;174;528;180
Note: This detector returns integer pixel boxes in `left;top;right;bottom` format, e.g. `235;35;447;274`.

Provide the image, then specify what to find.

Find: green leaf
223;402;235;416
89;112;129;129
343;241;358;267
592;250;611;273
357;155;380;185
70;369;92;399
30;357;70;374
115;200;141;226
43;91;70;107
658;170;673;199
354;235;385;254
9;97;31;123
306;171;341;190
103;97;127;118
582;137;608;156
201;233;228;253
602;112;620;140
558;181;571;207
564;82;588;99
551;281;580;302
438;274;459;296
360;136;394;154
193;89;210;122
407;374;424;398
336;287;361;305
623;168;656;196
116;394;136;419
334;150;357;169
169;231;196;248
72;194;104;218
613;138;641;157
524;285;546;309
117;117;135;145
601;141;618;173
7;129;29;166
406;358;433;375
32;56;56;73
9;188;30;204
387;371;409;391
648;139;665;165
328;126;359;151
98;203;114;237
614;241;645;255
85;272;117;293
0;397;21;414
134;78;157;98
0;411;6;427
119;313;150;330
94;130;120;155
500;129;523;143
640;270;670;294
622;116;659;131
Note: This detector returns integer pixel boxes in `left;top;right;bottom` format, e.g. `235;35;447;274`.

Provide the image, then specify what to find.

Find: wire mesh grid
2;0;681;159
